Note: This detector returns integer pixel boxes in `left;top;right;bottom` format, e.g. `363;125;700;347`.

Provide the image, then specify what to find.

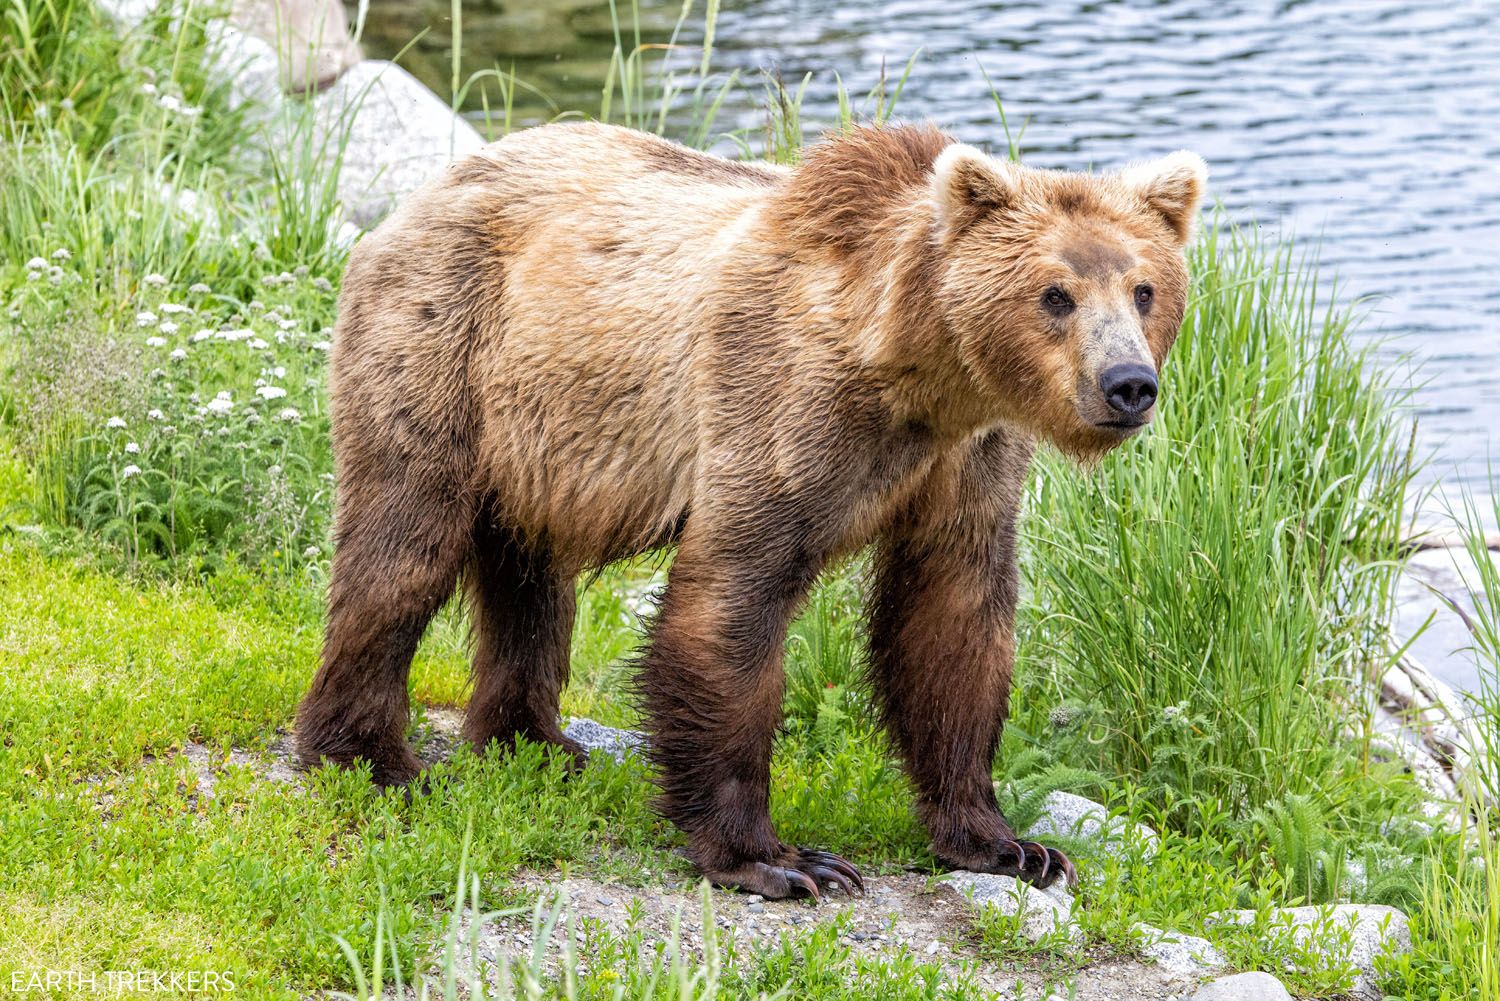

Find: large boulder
231;0;362;93
294;59;486;228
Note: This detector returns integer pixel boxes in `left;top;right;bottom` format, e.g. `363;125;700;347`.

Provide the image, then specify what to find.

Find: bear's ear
1118;151;1208;244
932;144;1020;234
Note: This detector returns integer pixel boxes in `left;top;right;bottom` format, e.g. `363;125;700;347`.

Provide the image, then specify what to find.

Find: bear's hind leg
295;465;474;787
461;511;584;767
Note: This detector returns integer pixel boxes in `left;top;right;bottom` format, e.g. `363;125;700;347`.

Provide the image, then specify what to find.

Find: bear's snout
1097;363;1158;422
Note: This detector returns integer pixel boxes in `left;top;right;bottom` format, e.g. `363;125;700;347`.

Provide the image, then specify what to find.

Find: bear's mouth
1094;419;1148;431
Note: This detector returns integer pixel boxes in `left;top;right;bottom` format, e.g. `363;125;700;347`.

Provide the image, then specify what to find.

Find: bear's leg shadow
295;459;474;787
461;508;585;766
868;493;1075;889
638;525;864;901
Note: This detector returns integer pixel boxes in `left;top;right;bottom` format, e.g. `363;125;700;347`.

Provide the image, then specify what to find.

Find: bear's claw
708;848;866;902
968;839;1076;890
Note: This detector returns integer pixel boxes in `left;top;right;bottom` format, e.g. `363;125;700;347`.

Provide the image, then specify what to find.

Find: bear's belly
473;347;700;570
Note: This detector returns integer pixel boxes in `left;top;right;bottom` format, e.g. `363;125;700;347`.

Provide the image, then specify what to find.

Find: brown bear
295;121;1206;900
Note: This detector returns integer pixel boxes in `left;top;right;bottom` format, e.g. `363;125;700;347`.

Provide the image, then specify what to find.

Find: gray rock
203;21;284;116
563;717;646;763
1026;790;1160;859
287;60;485;228
230;0;362;93
1188;972;1291;1001
940;871;1081;945
1212;904;1411;1000
93;0;155;27
1133;922;1225;978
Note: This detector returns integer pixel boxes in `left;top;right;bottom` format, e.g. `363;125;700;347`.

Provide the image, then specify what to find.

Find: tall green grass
1381;494;1500;999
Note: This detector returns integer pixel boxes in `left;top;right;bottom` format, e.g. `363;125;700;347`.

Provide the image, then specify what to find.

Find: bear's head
930;145;1207;460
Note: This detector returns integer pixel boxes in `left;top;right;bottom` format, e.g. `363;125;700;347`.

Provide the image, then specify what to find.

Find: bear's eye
1135;284;1154;308
1042;287;1073;313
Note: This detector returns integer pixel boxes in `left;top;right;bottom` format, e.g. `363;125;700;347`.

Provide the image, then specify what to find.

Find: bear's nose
1099;363;1158;418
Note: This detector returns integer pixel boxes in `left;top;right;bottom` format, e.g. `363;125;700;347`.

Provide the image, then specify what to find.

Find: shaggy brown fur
295;121;1207;899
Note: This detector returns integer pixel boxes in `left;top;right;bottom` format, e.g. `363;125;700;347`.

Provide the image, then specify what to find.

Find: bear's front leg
637;527;864;901
868;434;1075;889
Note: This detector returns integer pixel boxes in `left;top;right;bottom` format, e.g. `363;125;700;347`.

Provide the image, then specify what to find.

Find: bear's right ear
932;144;1019;235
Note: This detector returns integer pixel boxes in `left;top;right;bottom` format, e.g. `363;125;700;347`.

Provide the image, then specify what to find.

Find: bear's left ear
932;143;1020;235
1118;151;1208;244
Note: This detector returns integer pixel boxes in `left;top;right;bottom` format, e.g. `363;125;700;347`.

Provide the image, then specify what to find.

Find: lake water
359;1;1500;688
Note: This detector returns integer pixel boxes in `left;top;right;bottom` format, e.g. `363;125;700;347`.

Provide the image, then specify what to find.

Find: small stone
940;871;1081;945
595;896;613;906
746;902;764;914
1133;922;1225;977
1027;790;1160;859
1189;971;1292;1001
562;717;647;763
924;940;939;955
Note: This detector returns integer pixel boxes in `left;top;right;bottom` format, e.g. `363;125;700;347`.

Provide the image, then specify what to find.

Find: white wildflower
277;407;302;422
135;311;158;327
192;329;214;342
169;348;187;360
124;442;140;454
106;416;127;429
248;338;268;350
312;340;331;352
312;277;333;293
145;336;166;347
157;93;183;114
59;98;73;112
188;283;211;294
51;248;71;261
267;464;281;477
25;257;46;271
206;394;233;414
256;385;287;400
147;409;165;421
26;271;40;282
248;300;265;311
277;317;298;331
158;320;179;335
271;366;286;378
48;266;63;284
303;545;319;559
143;273;168;287
140;82;158;96
162;425;176;435
121;464;142;479
160;302;190;314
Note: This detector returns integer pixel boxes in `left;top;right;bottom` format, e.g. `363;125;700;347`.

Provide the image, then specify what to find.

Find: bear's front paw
945;839;1076;890
704;848;865;902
